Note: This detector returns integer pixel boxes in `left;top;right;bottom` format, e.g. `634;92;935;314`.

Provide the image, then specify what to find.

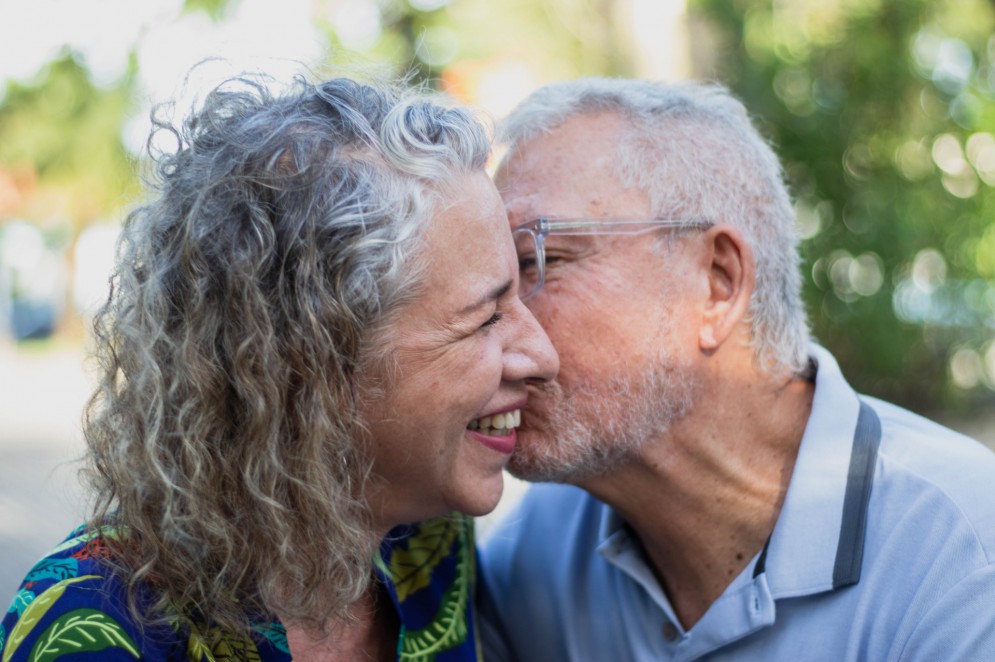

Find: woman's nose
503;299;559;383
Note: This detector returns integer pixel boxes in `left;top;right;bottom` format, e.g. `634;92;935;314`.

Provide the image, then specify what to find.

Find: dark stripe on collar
832;400;882;589
752;533;772;579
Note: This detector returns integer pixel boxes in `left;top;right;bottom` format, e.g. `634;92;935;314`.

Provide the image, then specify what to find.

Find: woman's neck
285;581;399;661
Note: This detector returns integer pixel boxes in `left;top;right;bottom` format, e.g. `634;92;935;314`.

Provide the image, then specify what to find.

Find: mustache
521;380;566;430
528;379;563;400
528;376;628;401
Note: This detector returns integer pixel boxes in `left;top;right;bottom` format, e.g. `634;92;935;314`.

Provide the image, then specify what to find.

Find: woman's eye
481;312;503;329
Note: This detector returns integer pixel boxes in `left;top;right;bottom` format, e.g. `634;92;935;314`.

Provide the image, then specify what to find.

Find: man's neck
579;368;815;629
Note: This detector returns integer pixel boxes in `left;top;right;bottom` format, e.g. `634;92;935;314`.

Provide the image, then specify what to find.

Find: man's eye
518;256;537;272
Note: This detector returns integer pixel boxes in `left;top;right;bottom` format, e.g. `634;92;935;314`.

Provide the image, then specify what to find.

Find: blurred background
2;0;994;594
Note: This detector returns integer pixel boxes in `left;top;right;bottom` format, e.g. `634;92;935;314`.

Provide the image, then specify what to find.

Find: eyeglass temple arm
534;217;713;234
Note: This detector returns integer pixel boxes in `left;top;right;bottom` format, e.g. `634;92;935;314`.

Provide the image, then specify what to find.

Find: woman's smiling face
358;171;558;531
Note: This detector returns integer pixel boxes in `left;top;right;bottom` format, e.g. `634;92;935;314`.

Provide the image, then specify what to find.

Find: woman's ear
699;225;755;350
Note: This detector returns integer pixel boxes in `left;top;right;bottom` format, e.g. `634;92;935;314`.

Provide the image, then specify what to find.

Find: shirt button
661;622;679;642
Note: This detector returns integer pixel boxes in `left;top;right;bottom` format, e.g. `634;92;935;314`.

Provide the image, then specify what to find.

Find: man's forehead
500;190;543;227
493;153;558;224
496;110;668;232
501;112;624;167
497;131;619;197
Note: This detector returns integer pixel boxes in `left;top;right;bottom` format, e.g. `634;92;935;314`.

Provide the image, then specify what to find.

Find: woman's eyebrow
456;279;513;316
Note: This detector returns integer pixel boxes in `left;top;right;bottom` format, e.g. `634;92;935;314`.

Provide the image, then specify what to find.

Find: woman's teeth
467;409;522;436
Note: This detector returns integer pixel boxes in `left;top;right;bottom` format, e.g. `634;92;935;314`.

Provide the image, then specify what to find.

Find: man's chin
506;425;609;484
505;457;577;484
511;365;692;483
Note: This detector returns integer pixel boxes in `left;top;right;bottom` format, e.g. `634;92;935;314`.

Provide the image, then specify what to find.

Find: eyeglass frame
512;217;714;300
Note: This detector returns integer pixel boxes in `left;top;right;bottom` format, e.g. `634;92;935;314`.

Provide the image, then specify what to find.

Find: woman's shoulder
0;526;292;662
0;525;159;661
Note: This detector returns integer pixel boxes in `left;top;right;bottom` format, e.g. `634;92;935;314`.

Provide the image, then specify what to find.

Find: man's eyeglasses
512;217;713;300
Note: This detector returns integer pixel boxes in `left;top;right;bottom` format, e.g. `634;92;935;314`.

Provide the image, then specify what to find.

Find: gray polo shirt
479;345;995;660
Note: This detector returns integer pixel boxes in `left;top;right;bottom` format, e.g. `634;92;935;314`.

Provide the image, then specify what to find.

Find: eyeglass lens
513;228;543;300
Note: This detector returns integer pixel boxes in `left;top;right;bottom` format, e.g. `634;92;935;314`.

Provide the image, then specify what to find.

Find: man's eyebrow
456;279;513;316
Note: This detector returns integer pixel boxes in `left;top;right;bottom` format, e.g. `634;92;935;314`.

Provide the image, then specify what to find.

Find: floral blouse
0;515;480;661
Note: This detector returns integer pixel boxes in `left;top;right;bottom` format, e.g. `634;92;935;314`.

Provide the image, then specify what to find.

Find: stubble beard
507;348;698;484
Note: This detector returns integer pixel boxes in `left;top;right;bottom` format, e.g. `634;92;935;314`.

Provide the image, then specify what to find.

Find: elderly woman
0;75;556;661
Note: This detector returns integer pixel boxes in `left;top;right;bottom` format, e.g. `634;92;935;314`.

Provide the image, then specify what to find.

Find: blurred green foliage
0;54;138;229
691;0;995;412
1;0;993;412
183;0;229;21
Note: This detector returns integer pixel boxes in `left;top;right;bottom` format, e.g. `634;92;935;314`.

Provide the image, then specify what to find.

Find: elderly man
479;78;995;661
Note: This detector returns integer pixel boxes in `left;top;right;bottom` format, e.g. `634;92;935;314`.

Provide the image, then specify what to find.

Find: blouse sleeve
1;530;156;661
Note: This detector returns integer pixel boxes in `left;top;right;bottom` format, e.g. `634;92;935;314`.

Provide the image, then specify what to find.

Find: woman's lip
468;428;516;455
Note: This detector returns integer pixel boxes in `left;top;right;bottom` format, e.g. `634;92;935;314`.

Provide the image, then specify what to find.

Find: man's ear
699;225;755;350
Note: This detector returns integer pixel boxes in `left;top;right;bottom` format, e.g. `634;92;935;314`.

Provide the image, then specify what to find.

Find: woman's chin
452;474;506;518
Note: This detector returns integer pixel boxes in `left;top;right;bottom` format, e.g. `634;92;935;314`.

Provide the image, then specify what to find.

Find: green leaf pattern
210;631;262;662
187;625;262;662
2;519;481;660
27;608;140;662
186;624;214;662
2;575;100;662
252;623;290;655
389;519;460;603
397;520;471;661
27;526;123;571
39;533;96;560
6;591;35;617
25;560;78;584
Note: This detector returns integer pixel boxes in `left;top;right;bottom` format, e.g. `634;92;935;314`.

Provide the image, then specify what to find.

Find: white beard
508;346;698;483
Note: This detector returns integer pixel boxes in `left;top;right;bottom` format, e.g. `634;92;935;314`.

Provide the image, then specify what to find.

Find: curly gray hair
500;77;809;375
83;73;490;637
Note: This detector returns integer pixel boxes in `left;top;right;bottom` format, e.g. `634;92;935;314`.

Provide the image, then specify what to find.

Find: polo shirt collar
589;346;878;654
596;501;682;623
594;345;876;601
596;487;780;653
764;343;868;598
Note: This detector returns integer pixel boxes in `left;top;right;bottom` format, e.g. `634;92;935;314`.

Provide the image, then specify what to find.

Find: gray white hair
84;73;490;637
500;77;809;375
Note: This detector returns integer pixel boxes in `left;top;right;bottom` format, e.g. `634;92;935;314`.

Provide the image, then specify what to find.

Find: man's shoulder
479;483;606;580
871;396;995;496
482;483;600;547
477;485;620;660
507;481;594;515
868;397;995;557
